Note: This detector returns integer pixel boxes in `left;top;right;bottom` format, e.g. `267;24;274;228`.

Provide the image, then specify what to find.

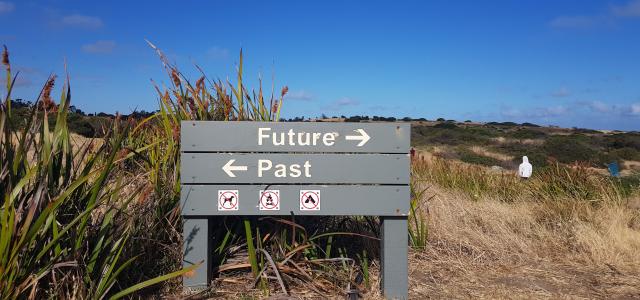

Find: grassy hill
13;99;640;176
410;120;640;175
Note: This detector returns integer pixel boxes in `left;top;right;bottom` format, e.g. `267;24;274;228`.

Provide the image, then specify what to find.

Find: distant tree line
8;99;157;137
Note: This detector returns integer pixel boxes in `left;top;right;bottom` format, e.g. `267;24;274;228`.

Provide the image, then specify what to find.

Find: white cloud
545;106;569;116
500;105;569;118
551;87;571;97
0;1;14;14
550;0;640;30
206;46;229;60
326;97;359;111
549;16;598;29
575;100;640;117
285;90;314;101
612;0;640;17
631;103;640;115
586;100;612;113
61;14;104;29
81;40;116;54
333;97;359;106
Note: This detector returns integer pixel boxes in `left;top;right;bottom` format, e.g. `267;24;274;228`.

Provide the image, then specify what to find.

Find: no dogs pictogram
300;190;320;210
218;190;239;211
259;190;280;210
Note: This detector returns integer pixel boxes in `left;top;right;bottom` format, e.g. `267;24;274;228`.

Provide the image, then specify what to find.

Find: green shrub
609;147;640;161
509;128;546;139
457;148;502;167
510;152;548;168
544;135;599;164
433;122;458;129
605;132;640;151
412;125;495;147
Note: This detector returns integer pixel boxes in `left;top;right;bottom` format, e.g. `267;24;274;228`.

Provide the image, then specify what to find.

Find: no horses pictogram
218;190;239;211
300;190;320;210
259;190;280;210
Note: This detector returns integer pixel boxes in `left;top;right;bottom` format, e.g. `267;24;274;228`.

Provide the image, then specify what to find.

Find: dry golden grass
623;160;640;172
491;137;544;146
469;145;514;162
409;185;640;299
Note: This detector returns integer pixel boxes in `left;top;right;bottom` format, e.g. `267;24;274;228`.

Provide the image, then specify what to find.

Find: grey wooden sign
181;121;409;299
182;121;409;153
182;153;409;184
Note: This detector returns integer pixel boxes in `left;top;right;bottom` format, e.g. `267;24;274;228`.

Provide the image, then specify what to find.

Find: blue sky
1;0;639;130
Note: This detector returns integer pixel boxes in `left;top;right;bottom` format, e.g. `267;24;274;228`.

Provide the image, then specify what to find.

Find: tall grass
413;156;633;204
408;181;431;249
1;42;387;298
0;46;194;299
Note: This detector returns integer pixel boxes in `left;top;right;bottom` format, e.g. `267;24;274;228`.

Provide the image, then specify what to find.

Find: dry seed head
196;76;205;92
281;86;288;98
2;45;9;71
172;124;180;141
222;95;232;116
171;69;181;87
187;97;196;112
41;76;57;111
272;101;279;113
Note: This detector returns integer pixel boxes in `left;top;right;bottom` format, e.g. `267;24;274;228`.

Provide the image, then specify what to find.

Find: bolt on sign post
181;121;410;299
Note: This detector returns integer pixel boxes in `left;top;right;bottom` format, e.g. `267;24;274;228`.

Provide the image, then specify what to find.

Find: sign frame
181;121;409;299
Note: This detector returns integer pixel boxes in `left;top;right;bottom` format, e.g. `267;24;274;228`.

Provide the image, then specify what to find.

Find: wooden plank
181;185;409;216
181;153;409;184
181;121;410;153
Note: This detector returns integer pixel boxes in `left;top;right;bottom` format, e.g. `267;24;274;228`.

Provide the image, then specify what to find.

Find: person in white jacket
518;156;533;179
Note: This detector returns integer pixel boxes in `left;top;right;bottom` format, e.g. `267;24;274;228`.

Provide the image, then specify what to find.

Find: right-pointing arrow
345;129;371;147
222;159;248;177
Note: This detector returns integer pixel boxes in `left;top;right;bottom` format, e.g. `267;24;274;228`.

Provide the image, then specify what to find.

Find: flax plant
141;41;294;290
0;46;194;299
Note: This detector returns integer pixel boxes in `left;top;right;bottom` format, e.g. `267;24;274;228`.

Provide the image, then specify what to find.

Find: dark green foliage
508;128;546;139
609;147;640;161
605;132;640;151
616;172;640;196
486;121;519;127
544;135;599;164
492;141;548;167
433;122;458;129
457;148;502;167
572;127;600;134
411;125;496;147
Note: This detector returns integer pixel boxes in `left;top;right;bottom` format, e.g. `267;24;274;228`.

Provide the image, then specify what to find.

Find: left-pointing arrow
222;159;248;177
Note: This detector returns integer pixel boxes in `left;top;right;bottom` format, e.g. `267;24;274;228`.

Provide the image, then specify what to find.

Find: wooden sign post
181;121;410;299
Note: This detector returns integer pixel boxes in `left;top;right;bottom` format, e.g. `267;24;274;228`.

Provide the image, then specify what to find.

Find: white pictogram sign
218;190;239;211
259;190;280;210
300;190;320;210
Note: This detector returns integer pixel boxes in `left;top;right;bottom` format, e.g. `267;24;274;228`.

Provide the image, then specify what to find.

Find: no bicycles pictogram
259;190;280;210
300;190;320;210
218;190;239;211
